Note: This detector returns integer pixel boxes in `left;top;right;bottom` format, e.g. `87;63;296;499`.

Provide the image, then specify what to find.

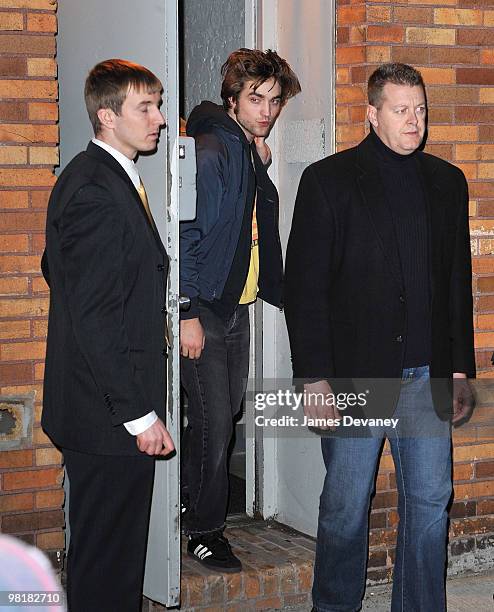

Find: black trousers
63;449;155;612
181;303;250;535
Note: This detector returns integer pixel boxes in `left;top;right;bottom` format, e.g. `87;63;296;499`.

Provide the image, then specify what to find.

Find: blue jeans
181;303;250;535
313;366;452;612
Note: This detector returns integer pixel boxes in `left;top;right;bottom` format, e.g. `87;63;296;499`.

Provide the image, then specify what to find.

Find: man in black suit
42;59;174;611
285;63;475;612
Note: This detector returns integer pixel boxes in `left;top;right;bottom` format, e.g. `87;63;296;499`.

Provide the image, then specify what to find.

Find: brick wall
336;0;494;579
0;0;63;569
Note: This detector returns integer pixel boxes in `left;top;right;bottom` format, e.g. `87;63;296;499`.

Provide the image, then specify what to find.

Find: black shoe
187;533;242;573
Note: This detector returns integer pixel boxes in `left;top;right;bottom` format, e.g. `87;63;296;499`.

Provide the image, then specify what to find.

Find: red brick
225;572;242;600
28;102;58;122
31;191;51;209
0;101;28;122
471;182;494;198
0;57;26;77
394;7;432;24
425;144;453;160
255;597;282;610
368;548;387;568
0;297;49;317
0;169;56;188
2;467;62;491
1;509;64;534
0;276;29;294
367;6;391;22
0;192;29;210
391;47;429;65
476;460;494;478
261;568;279;596
36;489;64;510
0;125;58;145
1;340;45;361
280;563;297;593
370;511;387;529
31;233;45;254
477;295;494;311
449;501;477;519
0;212;46;232
478;499;494;514
0;34;55;55
0;362;32;385
26;13;57;33
428;108;454;123
451;516;494;536
339;5;366;24
453;462;474;481
0;492;33;513
336;46;365;64
244;572;261;598
459;0;494;6
0;449;33;469
351;66;368;83
427;86;478;104
478;277;494;293
283;593;309;607
458;29;494;46
337;27;349;44
457;68;494;85
336;85;366;104
350;105;367;122
0;320;30;340
368;25;404;43
478;203;494;218
0;234;29;252
372;490;398;510
0;0;55;7
430;47;479;65
36;530;64;550
480;125;494;142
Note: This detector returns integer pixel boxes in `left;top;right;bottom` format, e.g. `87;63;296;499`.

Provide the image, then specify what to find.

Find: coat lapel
85;142;165;253
355;135;404;290
416;152;447;303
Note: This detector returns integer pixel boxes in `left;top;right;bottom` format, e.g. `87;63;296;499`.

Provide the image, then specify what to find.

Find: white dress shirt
92;138;158;436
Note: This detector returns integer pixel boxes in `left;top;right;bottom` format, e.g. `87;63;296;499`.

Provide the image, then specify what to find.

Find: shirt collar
92;138;141;189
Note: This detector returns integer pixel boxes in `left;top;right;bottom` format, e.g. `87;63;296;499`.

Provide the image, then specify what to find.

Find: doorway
179;0;249;520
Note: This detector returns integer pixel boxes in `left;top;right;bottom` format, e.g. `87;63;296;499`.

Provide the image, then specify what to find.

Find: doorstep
143;518;315;611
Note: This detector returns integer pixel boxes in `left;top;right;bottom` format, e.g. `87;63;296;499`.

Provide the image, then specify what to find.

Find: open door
251;0;336;536
57;0;181;605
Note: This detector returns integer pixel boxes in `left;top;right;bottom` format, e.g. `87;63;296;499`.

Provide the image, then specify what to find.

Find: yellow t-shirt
239;199;259;304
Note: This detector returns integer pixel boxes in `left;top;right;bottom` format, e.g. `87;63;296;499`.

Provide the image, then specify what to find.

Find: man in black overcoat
41;59;174;611
285;63;475;612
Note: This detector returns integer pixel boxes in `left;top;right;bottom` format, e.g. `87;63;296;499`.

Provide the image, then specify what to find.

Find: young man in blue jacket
180;48;300;572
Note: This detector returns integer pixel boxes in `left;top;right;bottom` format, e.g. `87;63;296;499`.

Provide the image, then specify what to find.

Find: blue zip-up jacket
180;101;283;318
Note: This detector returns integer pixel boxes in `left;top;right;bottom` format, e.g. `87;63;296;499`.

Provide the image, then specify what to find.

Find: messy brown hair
220;48;301;110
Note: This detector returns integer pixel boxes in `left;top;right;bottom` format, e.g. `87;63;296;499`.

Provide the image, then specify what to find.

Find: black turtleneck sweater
370;128;431;368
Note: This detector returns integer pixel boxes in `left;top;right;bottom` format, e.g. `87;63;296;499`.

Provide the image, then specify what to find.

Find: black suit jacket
42;142;169;455
284;134;475;416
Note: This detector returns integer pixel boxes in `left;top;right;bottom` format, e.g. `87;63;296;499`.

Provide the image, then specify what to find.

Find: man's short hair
368;63;425;108
220;48;301;110
84;59;162;135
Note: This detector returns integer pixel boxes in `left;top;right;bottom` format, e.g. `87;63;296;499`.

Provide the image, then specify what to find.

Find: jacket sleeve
60;184;153;425
284;165;336;381
449;171;476;378
179;132;228;319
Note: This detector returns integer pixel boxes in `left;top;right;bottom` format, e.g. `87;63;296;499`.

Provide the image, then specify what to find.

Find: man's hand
304;380;340;431
452;374;475;426
254;136;271;165
180;317;205;359
136;418;175;456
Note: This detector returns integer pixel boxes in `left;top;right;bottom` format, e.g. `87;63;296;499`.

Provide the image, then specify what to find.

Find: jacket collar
85;142;165;252
355;134;404;289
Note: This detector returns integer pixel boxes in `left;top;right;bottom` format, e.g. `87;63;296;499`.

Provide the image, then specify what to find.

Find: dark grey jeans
181;302;250;536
